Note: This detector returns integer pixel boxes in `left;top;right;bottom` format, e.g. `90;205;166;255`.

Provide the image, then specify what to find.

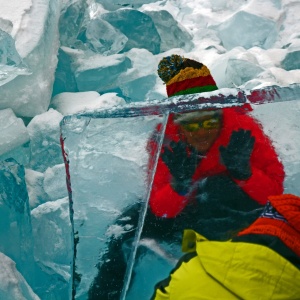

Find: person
88;55;285;299
149;54;285;238
151;193;300;300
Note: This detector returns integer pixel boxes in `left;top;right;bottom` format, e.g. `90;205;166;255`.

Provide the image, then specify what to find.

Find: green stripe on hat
172;85;218;97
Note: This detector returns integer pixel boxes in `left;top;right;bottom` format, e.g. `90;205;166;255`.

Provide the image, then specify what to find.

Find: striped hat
157;54;218;97
238;194;300;257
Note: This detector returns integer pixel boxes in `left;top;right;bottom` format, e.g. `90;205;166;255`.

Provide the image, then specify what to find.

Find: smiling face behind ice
176;110;222;153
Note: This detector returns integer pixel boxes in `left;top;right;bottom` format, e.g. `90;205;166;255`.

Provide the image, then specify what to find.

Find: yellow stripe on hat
167;66;211;85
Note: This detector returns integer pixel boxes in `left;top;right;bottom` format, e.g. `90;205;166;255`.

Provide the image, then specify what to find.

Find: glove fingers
169;140;177;148
229;131;241;150
176;140;187;152
244;129;251;138
162;146;173;156
242;133;255;154
161;147;173;164
162;141;200;184
188;146;198;157
219;145;226;157
249;135;255;148
170;140;186;154
230;129;255;151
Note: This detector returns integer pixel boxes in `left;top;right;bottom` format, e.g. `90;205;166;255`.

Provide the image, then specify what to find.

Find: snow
51;91;126;115
0;252;40;300
0;0;50;57
74;51;129;72
0;0;60;117
25;169;49;209
0;108;29;157
43;164;68;201
0;1;32;37
27;109;64;172
244;0;281;20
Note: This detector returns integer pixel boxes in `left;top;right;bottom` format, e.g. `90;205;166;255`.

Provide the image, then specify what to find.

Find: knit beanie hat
238;194;300;257
157;54;218;97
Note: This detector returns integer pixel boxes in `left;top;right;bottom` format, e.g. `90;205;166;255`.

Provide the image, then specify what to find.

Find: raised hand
219;129;255;180
161;141;199;194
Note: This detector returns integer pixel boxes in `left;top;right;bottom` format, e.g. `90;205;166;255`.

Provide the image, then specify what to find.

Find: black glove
161;141;199;194
219;129;255;180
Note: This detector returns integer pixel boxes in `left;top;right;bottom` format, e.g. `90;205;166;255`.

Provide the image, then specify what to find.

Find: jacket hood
182;230;300;299
197;240;300;299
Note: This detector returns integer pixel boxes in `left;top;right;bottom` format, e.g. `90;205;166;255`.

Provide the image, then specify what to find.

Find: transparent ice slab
61;114;168;299
61;85;300;299
125;99;300;299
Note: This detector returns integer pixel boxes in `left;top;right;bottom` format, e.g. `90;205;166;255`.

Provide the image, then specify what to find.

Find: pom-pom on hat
157;54;218;97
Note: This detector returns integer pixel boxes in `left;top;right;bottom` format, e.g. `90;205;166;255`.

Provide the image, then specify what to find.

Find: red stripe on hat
166;75;217;97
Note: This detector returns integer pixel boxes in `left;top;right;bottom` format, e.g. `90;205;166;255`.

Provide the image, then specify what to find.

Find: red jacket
149;106;285;218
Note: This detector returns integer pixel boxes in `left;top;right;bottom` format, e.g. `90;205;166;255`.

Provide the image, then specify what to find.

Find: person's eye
183;123;199;131
204;119;219;128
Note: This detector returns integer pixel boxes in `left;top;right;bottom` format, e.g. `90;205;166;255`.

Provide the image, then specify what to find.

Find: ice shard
0;108;30;166
282;50;300;71
31;197;72;299
25;169;50;210
0;30;30;87
144;10;193;52
0;158;35;290
27;109;64;172
225;58;264;87
101;9;161;54
59;0;88;48
77;18;128;55
43;164;69;201
216;11;277;50
0;0;61;117
52;47;79;96
99;0;158;11
63;49;132;93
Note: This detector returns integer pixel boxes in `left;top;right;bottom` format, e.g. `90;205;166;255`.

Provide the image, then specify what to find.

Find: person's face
178;113;222;153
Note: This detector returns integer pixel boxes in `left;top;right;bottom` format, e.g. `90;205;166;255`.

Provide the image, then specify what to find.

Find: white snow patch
51;91;126;115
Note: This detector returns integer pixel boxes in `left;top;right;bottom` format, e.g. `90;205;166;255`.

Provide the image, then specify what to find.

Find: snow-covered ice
0;108;29;159
0;159;35;290
51;91;126;115
1;0;300;299
0;252;40;300
31;197;72;299
27;109;64;172
25;168;50;209
0;0;61;117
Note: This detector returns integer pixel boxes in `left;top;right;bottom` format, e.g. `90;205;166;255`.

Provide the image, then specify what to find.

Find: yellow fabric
181;229;207;252
153;230;300;300
166;66;211;85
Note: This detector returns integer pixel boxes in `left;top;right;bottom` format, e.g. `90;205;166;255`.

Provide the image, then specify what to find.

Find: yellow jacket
152;230;300;300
